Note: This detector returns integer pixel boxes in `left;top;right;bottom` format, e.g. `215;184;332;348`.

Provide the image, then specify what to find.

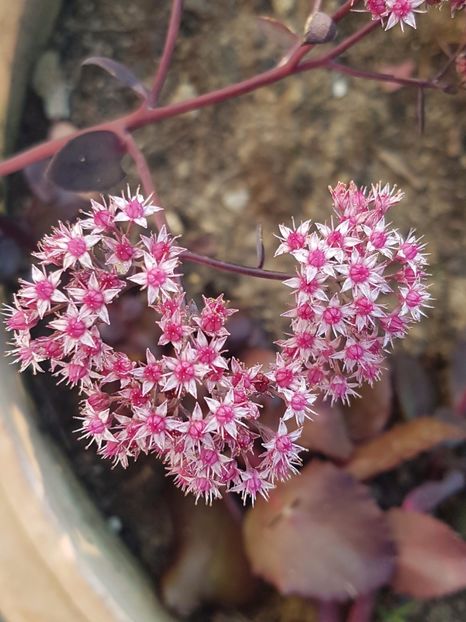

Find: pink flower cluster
4;184;429;503
275;182;429;405
363;0;464;30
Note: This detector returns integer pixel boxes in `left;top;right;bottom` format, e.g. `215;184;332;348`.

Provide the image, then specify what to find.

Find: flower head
4;184;429;504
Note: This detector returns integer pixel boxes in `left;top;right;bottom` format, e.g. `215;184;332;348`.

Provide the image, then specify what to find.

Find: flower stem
149;0;184;107
181;249;290;281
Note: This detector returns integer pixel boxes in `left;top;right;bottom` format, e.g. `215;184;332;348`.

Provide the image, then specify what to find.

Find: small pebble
332;77;348;98
222;187;250;212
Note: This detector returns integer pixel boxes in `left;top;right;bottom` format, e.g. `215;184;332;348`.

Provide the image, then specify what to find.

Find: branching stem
0;5;447;179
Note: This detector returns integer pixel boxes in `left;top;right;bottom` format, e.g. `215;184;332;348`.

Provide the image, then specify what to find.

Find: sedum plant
1;2;465;619
5;183;429;502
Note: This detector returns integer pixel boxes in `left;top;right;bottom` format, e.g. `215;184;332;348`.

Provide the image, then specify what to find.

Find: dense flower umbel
4;184;430;503
276;182;430;405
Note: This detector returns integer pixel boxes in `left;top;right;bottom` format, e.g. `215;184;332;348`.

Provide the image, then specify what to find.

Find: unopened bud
304;12;336;45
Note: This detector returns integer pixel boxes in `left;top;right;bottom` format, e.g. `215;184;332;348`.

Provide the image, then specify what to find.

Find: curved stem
333;0;359;21
326;60;453;92
181;250;290;281
149;0;184;106
123;132;169;231
123;132;285;281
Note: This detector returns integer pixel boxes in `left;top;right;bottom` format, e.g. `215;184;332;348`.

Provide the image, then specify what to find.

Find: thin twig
333;0;360;22
325;61;452;92
433;40;466;83
299;19;379;68
149;0;184;106
124;134;286;281
417;87;425;134
256;224;265;269
181;249;290;280
123;133;169;231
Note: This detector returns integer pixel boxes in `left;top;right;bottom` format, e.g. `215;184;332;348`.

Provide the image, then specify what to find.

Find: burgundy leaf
343;366;392;442
345;417;466;481
23;122;90;231
24;158;88;210
402;470;465;513
46;131;126;192
244;461;395;601
82;56;149;99
388;508;466;598
300;397;354;461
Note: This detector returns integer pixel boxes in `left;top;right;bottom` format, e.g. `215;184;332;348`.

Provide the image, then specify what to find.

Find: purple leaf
244;461;395;601
388;508;466;598
402;470;465;513
24;159;89;209
300;397;354;461
46;131;126;192
82;56;149;99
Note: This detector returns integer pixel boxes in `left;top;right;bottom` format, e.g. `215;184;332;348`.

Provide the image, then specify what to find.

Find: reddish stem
149;0;184;106
124;133;285;281
434;40;466;82
333;0;359;22
0;15;383;178
181;250;290;281
0;3;454;290
123;132;169;231
326;61;453;92
299;20;379;68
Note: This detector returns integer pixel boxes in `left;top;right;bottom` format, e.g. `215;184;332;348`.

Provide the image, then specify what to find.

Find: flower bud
304;12;336;45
